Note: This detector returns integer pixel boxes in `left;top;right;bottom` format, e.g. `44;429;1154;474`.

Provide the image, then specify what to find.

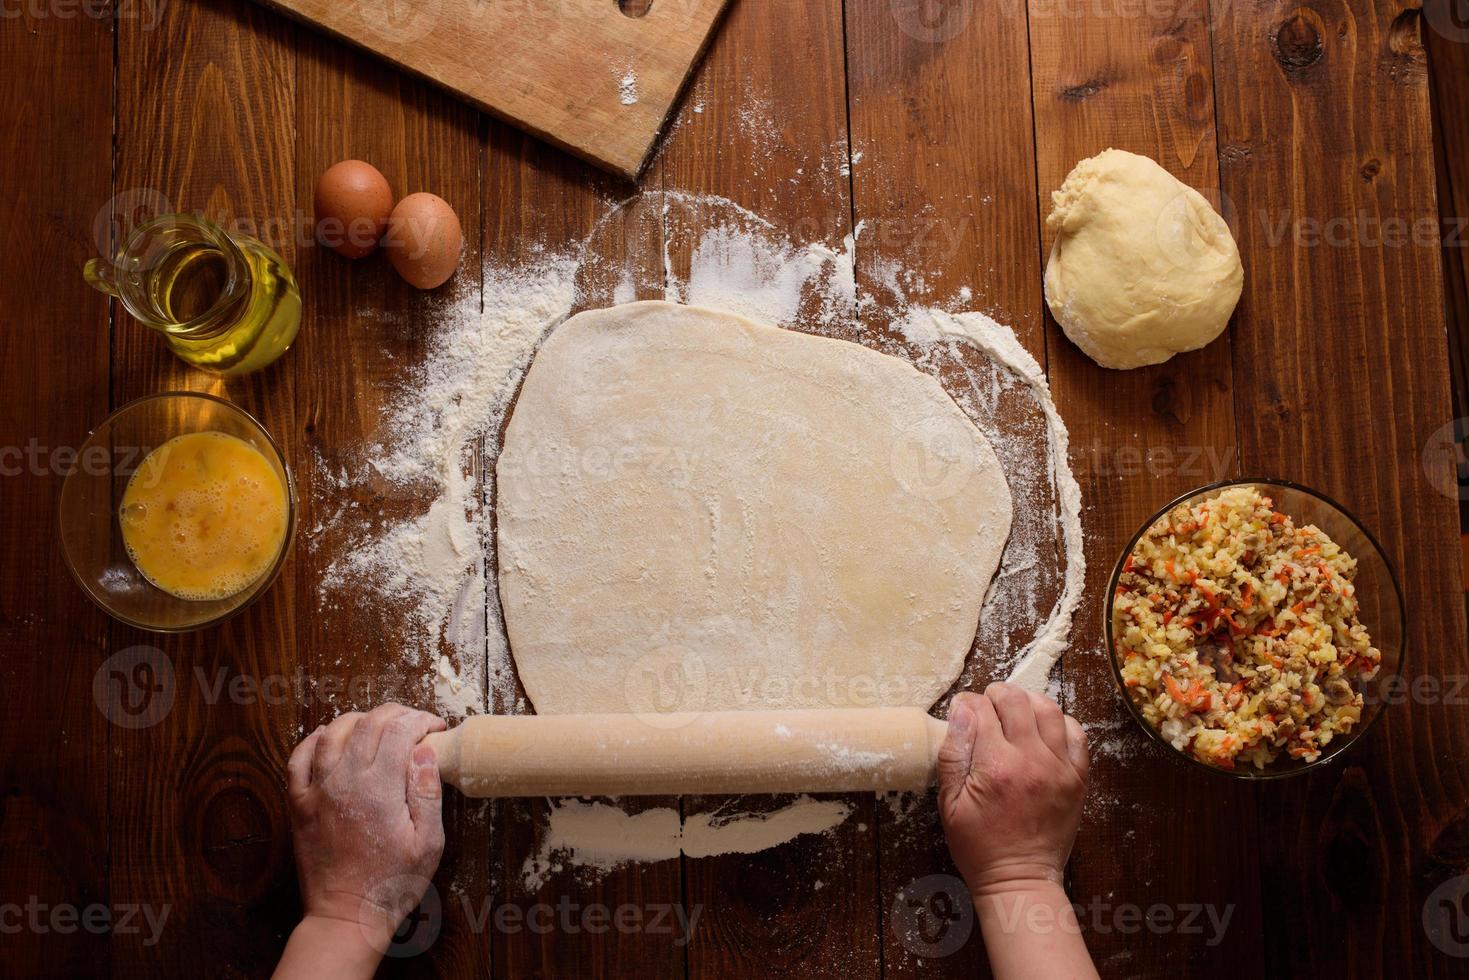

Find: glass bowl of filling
1104;479;1405;778
59;392;295;631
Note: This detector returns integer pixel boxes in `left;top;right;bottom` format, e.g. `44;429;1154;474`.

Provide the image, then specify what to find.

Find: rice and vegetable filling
1112;486;1382;770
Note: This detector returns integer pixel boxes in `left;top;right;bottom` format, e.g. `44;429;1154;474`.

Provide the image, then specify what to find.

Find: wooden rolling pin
423;707;949;798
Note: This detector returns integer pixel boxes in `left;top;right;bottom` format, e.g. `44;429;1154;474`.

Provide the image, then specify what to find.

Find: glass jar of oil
84;214;301;375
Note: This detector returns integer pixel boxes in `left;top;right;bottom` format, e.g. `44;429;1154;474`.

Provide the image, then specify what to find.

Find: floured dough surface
497;301;1013;714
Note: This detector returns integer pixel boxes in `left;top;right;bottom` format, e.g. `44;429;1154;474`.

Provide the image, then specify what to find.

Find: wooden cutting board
254;0;731;179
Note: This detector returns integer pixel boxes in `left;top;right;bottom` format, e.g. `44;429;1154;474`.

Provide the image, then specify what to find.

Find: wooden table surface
5;0;1469;977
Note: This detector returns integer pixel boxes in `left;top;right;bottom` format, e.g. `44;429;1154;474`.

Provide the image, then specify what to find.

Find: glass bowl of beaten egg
59;392;296;631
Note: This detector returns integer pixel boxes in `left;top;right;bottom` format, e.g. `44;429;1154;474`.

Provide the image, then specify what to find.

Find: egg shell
385;192;463;290
314;160;394;259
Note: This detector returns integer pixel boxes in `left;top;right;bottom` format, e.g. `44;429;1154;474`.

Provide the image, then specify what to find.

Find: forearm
974;881;1098;980
274;914;386;980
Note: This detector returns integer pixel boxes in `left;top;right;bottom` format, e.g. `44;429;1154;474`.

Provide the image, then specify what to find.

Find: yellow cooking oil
84;214;301;376
119;431;290;601
147;235;301;374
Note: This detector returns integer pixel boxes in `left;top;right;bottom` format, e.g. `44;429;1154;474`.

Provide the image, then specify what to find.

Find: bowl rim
1102;476;1407;780
58;390;297;633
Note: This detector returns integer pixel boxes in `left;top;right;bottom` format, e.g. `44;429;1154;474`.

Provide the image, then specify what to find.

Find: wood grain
1212;3;1469;976
1025;1;1267;976
109;0;302;973
1427;5;1469;475
251;0;729;179
0;2;113;977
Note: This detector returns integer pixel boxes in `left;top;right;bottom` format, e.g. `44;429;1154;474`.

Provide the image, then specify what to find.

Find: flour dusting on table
523;796;852;890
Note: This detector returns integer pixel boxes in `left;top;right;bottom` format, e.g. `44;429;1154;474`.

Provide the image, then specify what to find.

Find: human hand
285;703;446;947
937;682;1088;897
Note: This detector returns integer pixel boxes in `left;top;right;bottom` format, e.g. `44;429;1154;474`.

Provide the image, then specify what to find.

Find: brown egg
315;160;393;259
385;192;463;290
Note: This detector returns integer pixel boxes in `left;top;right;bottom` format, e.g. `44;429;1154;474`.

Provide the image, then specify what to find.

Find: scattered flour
522;796;851;890
317;251;580;714
434;655;480;719
617;69;639;106
670;218;858;327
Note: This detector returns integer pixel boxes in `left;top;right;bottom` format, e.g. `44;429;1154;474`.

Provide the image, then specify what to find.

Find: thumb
407;744;444;843
936;694;979;806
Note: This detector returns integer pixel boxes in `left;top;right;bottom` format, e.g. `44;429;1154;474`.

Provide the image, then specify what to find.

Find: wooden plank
1211;3;1469;975
0;2;113;977
1025;2;1267;977
110;0;303;973
483;126;687;977
1426;9;1469;468
651;0;882;975
842;0;1048;974
290;33;491;977
251;0;729;179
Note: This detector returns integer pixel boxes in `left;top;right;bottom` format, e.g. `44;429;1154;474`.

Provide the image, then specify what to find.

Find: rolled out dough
497;301;1013;714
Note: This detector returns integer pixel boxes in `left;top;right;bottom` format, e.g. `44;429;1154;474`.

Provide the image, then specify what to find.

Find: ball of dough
1043;149;1243;370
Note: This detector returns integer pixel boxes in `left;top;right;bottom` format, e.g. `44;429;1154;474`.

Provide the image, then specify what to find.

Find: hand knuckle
988;766;1019;793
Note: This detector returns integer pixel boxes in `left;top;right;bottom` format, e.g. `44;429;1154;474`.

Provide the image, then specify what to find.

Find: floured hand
275;704;445;977
937;683;1088;895
937;683;1097;980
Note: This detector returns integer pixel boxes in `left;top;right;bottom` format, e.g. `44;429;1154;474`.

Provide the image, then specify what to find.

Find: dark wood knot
1153;37;1183;65
1423;810;1469;884
200;785;275;877
1317;767;1386;909
1264;381;1293;422
1387;9;1423;59
1150;375;1188;427
1060;78;1107;102
1360;158;1382;183
1219;143;1253;165
1271;10;1326;73
182;737;290;903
